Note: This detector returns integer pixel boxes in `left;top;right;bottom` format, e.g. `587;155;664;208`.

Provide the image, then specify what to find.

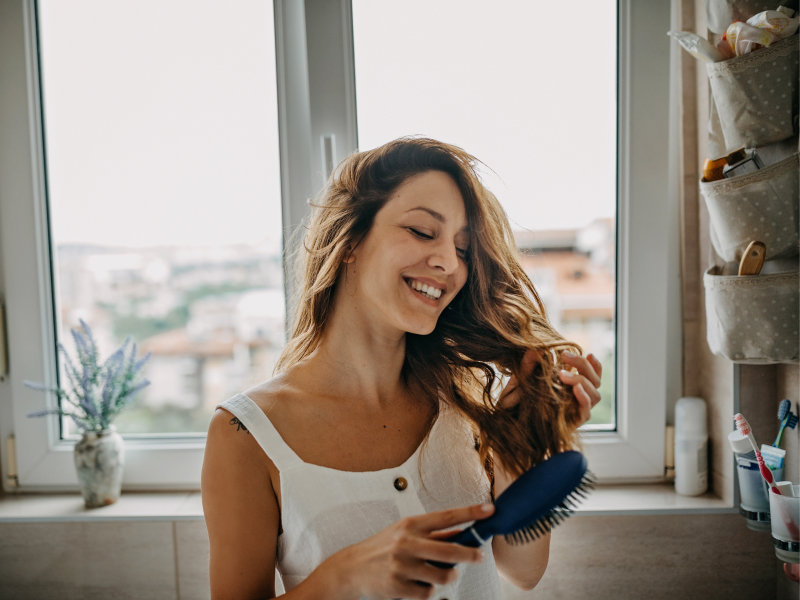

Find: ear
342;245;356;264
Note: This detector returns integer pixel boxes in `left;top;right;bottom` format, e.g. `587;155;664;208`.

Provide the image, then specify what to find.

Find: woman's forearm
490;455;550;590
276;550;358;600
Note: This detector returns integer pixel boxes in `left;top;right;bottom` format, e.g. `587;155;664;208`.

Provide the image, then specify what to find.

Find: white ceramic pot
73;425;125;508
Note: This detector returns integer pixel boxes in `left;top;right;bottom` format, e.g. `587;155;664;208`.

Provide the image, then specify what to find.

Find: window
351;0;618;428
0;0;677;490
37;0;284;439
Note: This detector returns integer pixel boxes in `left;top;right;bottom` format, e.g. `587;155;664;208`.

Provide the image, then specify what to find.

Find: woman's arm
202;408;282;599
490;456;551;591
490;350;603;590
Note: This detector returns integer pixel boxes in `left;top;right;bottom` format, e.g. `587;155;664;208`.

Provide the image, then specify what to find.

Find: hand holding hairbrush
428;450;594;569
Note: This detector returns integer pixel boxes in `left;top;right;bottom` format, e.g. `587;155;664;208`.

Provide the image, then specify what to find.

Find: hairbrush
773;399;798;448
428;450;594;569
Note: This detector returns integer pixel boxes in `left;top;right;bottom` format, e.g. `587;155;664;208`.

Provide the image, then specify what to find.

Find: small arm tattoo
230;417;250;434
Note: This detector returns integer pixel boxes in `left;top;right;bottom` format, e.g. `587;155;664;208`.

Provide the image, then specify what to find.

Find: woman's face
345;170;470;336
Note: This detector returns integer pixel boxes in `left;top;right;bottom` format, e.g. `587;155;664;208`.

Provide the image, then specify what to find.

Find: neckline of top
235;392;443;475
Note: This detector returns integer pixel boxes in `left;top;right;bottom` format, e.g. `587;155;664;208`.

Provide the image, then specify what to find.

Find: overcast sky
39;0;616;252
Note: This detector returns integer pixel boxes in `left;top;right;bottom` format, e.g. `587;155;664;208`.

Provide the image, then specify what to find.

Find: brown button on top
393;477;408;491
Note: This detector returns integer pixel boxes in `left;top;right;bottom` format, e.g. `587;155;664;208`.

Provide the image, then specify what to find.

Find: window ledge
577;483;736;516
0;490;204;523
0;483;734;523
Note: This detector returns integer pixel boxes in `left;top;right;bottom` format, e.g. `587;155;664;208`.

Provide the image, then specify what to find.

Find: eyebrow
405;207;468;233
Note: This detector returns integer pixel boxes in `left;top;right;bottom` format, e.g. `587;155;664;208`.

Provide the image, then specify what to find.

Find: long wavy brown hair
275;137;583;479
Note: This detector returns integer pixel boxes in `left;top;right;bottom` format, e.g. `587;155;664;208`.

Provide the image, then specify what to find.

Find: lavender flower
25;321;151;433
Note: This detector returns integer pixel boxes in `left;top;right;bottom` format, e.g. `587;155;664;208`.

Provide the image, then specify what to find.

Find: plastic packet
667;31;726;62
724;20;780;56
746;6;800;38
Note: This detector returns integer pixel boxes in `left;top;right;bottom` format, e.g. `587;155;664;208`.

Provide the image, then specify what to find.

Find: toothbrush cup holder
770;484;800;564
738;460;784;531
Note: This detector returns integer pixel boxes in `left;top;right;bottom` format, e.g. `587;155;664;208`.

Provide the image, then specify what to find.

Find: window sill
0;483;734;523
0;490;204;523
577;482;735;516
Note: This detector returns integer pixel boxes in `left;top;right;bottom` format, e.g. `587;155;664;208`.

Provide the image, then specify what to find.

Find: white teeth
407;279;442;301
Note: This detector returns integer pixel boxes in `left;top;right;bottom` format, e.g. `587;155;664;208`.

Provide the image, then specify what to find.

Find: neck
301;284;408;408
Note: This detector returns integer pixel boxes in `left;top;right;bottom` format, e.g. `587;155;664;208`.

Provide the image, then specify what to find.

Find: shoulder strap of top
216;393;304;472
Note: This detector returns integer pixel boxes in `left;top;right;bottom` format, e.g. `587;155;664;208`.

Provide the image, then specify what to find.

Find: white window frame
0;0;678;492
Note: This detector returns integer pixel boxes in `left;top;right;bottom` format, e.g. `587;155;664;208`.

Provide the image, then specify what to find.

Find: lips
404;277;443;300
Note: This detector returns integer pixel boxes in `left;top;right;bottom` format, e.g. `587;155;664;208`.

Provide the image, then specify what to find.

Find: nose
428;238;460;275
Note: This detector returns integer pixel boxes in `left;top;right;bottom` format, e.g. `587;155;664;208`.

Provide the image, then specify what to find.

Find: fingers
558;370;601;423
411;503;494;534
586;352;603;379
404;562;461;588
391;575;437;600
561;350;602;389
402;536;484;566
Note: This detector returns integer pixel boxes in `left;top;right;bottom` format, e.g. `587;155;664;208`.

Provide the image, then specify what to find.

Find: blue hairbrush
773;399;798;448
429;450;594;569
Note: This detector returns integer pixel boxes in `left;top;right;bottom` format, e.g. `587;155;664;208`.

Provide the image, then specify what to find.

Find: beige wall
0;513;789;600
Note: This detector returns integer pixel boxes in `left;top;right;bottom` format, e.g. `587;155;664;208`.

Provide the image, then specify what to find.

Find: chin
398;315;438;336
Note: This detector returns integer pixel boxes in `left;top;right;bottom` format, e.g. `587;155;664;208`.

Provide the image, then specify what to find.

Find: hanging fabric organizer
704;266;799;363
699;21;799;364
700;152;799;262
707;35;799;154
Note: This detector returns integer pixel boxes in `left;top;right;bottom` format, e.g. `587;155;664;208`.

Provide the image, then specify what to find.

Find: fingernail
563;350;576;358
560;369;572;378
481;503;494;512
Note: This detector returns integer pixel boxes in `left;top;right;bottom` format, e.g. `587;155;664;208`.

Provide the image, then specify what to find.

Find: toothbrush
736;413;800;540
734;413;782;495
773;399;798;448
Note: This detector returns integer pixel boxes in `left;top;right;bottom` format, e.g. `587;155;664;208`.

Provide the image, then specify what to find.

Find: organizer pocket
706;35;799;153
704;265;799;364
706;0;776;35
700;152;799;262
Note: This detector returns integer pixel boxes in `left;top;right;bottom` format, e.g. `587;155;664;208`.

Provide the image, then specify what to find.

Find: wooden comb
738;241;766;276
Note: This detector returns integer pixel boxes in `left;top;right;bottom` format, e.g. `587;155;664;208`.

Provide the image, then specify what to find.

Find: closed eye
408;228;433;240
409;227;468;260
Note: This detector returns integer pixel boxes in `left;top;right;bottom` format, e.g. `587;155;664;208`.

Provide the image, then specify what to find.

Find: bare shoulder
202;395;283;598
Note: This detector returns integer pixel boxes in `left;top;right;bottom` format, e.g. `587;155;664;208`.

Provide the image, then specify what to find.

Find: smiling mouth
404;278;443;301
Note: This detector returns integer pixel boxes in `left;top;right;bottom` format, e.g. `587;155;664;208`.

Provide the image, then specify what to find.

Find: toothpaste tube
761;444;786;470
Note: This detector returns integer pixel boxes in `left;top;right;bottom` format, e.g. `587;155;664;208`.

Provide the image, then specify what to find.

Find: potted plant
24;320;151;508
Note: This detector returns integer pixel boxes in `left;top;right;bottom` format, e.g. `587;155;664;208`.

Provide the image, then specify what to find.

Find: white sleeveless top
217;393;502;600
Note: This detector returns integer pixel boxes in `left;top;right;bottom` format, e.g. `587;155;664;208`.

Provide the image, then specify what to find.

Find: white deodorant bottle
674;397;708;496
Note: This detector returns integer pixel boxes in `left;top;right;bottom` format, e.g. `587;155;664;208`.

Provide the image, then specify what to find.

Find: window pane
37;0;284;437
352;0;617;428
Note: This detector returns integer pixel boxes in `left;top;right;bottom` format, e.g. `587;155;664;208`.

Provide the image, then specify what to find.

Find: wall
0;513;780;600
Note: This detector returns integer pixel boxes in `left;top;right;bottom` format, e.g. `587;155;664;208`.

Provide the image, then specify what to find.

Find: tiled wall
0;512;790;600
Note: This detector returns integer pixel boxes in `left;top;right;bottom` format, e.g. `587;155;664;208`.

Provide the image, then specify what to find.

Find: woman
201;137;602;599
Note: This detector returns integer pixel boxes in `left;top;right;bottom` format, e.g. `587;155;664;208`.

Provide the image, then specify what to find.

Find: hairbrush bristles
734;413;751;436
502;471;595;545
